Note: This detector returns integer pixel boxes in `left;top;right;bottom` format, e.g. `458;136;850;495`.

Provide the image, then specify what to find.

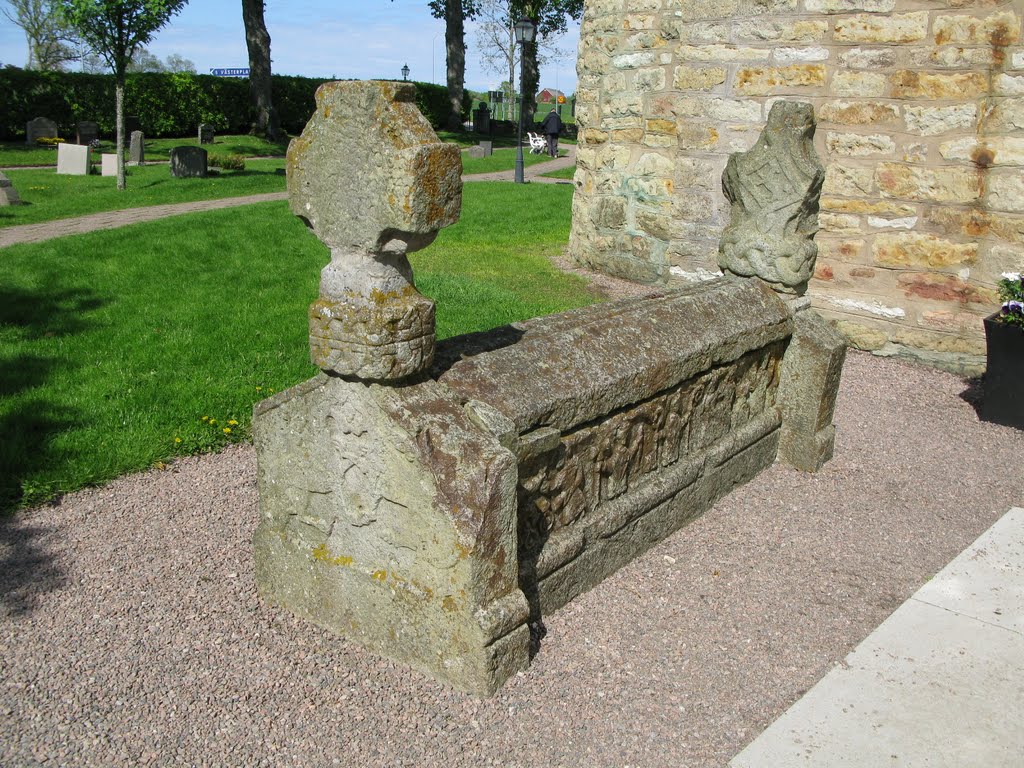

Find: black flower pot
981;312;1024;429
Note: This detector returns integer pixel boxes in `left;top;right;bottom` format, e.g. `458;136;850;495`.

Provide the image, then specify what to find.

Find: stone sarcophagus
253;85;845;696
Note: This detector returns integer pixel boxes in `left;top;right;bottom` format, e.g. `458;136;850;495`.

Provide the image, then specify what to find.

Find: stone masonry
254;80;844;696
569;0;1024;374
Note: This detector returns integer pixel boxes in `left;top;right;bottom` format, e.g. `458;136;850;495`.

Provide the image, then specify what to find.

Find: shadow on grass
0;284;101;613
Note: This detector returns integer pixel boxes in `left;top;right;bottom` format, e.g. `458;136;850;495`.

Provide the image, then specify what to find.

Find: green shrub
0;68;460;139
208;153;246;171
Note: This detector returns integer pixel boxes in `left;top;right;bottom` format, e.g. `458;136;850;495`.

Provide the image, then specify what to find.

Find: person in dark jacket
540;108;563;158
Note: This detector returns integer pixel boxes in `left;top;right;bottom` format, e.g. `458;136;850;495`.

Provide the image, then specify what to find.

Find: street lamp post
513;17;535;185
401;63;410;82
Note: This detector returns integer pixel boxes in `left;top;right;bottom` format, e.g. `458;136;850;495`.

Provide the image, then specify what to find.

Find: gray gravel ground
3;350;1022;768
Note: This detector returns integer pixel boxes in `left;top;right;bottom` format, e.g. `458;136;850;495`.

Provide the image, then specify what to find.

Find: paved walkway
731;506;1024;767
0;147;576;249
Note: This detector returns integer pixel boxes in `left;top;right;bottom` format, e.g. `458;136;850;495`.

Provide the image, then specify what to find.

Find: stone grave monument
170;146;208;178
101;154;118;176
76;121;98;145
128;131;145;165
467;140;493;159
253;87;845;696
198;124;214;144
25;117;57;145
0;172;23;206
56;143;90;175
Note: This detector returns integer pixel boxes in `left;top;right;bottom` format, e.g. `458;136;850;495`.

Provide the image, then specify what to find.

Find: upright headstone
125;115;142;135
198;124;215;144
101;154;118;176
718;101;825;297
467;145;486;159
128;131;145;165
26;117;58;145
0;172;23;206
56;143;90;175
472;102;491;133
287;80;462;380
76;121;98;145
478;140;493;156
170;146;208;178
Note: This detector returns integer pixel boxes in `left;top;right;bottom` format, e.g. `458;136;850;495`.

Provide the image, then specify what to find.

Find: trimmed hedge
0;68;466;139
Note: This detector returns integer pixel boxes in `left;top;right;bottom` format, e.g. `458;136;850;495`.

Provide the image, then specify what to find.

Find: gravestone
125;115;142;135
76;121;98;145
25;117;57;145
478;140;493;156
56;143;90;175
286;80;461;380
170;146;208;178
473;102;490;133
101;154;118;176
128;131;145;165
198;124;215;144
718;101;825;297
0;172;22;206
467;145;486;159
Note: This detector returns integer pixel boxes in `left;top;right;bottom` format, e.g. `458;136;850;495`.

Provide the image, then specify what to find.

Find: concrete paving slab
730;507;1024;768
914;507;1024;634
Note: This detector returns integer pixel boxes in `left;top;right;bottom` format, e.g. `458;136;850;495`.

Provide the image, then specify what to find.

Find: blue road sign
210;68;250;77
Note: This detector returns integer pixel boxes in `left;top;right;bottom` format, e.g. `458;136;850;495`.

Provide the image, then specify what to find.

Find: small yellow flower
255;386;263;392
228;419;238;426
223;427;232;434
209;419;217;425
201;416;209;422
174;437;182;444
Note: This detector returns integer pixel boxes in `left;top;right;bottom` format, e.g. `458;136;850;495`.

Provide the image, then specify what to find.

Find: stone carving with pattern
719;101;825;296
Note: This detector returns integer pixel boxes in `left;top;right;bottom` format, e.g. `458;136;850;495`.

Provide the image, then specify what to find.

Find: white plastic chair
527;132;546;154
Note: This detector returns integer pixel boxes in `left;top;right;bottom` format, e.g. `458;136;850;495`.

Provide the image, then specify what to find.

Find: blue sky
0;0;580;94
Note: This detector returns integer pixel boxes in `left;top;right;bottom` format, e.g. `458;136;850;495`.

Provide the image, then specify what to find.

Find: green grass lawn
0;134;290;167
540;165;577;180
0;159;286;228
461;147;567;175
0;182;594;511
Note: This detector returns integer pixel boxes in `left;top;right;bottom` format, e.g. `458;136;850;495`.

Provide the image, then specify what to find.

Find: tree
428;0;479;131
515;0;581;125
241;0;280;140
3;0;82;70
473;0;571;123
126;45;164;71
57;0;188;190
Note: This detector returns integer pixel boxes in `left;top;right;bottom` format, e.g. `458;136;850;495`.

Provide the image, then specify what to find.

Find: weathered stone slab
76;121;98;145
253;374;529;696
777;308;847;471
467;145;487;158
718;101;825;296
170;146;208;178
0;172;22;206
26;116;57;145
101;153;117;177
56;143;90;175
287;80;462;381
198;124;214;144
128;131;145;165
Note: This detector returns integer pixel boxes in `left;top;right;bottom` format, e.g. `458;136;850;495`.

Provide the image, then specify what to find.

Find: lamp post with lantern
401;63;410;82
513;17;536;184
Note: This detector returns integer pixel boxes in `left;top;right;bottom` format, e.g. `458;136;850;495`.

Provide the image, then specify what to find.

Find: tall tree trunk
115;76;125;191
521;36;539;128
443;0;466;131
242;0;280;140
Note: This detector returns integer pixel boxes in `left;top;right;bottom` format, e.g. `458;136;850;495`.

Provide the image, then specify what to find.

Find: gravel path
3;350;1021;768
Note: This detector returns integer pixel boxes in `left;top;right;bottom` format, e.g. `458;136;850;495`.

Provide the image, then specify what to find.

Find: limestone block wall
569;0;1023;373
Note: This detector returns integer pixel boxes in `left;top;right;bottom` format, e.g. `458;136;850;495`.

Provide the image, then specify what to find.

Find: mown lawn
0;134;290;168
0;159;287;228
461;147;567;175
0;182;594;511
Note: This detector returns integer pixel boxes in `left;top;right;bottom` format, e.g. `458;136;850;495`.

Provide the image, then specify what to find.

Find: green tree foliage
56;0;188;189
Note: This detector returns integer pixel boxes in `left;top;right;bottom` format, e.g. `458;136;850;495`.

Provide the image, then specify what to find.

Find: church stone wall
569;0;1023;373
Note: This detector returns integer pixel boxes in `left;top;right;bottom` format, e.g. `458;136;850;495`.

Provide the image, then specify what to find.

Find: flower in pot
981;272;1024;429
